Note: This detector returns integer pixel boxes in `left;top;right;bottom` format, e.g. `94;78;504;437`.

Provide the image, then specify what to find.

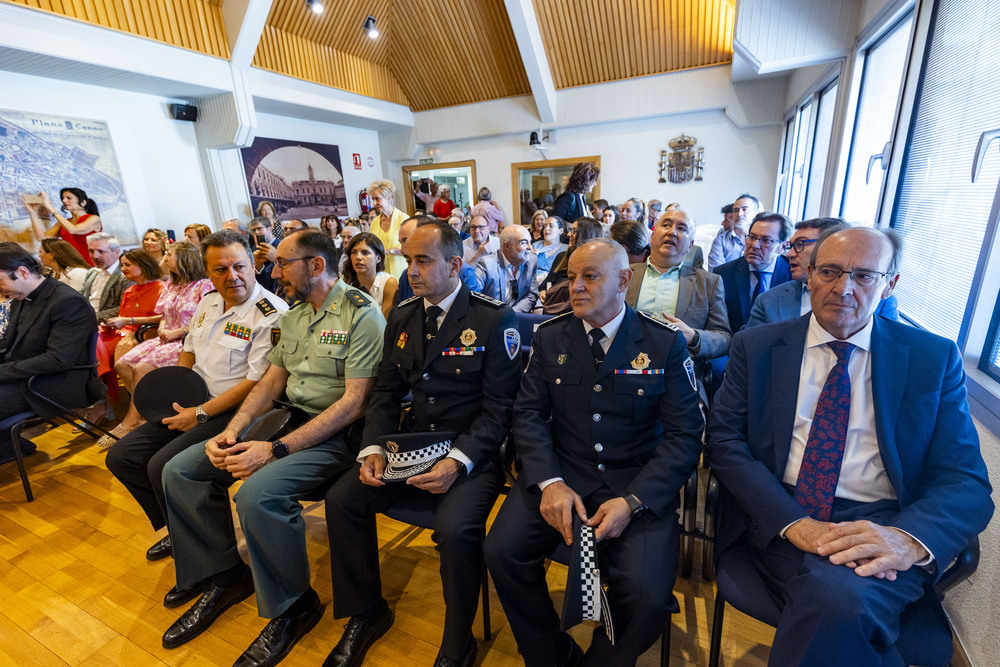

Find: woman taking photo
342;233;398;319
142;228;170;277
39;238;92;291
102;242;213;448
23;187;102;265
369;179;408;280
256;200;282;243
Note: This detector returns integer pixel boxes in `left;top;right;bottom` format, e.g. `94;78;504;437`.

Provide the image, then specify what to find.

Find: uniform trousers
485;480;678;667
105;411;235;530
163;433;354;618
325;459;502;657
742;495;932;666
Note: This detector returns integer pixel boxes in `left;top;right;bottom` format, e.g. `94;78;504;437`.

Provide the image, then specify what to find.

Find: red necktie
794;341;855;521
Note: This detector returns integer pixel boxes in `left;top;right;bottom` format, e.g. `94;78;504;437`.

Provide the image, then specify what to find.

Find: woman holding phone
23;187;104;265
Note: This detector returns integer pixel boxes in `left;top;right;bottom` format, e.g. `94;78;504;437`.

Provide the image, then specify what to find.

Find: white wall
1;70;212;245
398;109;781;233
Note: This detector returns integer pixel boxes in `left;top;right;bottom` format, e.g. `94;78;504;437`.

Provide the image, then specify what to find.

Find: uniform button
456;368;462;374
428;397;435;404
304;356;309;360
594;384;602;392
555;378;562;385
299;381;304;385
593;414;601;422
597;464;605;472
638;388;645;396
594;443;603;452
423;372;430;380
430;424;436;431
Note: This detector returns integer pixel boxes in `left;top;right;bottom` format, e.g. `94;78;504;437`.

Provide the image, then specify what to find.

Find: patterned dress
96;280;165;377
119;278;213;368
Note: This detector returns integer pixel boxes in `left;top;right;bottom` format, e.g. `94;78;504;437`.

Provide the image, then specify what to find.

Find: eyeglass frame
274;256;317;271
783;238;818;253
746;233;780;249
810;264;890;287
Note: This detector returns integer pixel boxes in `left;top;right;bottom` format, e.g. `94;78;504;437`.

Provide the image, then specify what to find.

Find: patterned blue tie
794;341;855;521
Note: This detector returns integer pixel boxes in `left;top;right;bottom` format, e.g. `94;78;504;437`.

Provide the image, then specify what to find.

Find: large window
776;79;838;221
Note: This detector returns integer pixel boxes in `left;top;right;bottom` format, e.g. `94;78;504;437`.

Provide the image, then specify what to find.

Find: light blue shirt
635;262;681;320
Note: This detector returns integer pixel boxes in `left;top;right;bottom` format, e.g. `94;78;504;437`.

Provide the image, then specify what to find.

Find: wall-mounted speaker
169;103;198;122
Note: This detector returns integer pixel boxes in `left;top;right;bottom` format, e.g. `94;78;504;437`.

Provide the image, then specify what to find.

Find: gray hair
87;232;120;251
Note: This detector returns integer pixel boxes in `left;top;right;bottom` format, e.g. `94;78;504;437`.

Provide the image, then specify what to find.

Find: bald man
475;224;539;312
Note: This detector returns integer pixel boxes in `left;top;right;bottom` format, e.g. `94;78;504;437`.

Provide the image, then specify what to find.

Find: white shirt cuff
538;477;563;491
780;516;807;539
357;444;386;463
447;449;473;474
887;527;936;566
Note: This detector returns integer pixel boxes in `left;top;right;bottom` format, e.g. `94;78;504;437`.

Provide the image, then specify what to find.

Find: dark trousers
0;382;33;462
325;460;502;657
743;496;931;666
485;480;678;667
105;411;235;530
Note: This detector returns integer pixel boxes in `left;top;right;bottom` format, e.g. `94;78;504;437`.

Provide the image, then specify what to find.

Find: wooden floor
0;422;777;666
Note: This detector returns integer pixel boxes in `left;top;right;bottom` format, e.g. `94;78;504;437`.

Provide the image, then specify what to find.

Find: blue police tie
751;270;771;305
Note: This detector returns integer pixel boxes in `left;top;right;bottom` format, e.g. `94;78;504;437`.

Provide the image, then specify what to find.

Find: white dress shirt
89;260;119;311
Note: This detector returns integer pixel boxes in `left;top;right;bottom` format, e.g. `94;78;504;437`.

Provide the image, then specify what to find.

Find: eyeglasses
812;265;889;288
274;256;316;270
783;238;818;253
746;233;779;248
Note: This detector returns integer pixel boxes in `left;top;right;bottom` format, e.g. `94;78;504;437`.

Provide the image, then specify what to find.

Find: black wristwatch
195;405;210;424
271;439;290;459
623;492;649;520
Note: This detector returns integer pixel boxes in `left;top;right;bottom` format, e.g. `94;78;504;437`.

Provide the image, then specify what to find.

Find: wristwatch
195;405;209;424
271;439;290;459
622;492;649;520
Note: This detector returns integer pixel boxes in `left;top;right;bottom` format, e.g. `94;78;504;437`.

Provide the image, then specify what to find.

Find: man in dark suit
0;243;102;462
80;232;132;321
485;239;703;665
747;218;899;327
323;222;522;667
475;223;539;312
706;227;993;665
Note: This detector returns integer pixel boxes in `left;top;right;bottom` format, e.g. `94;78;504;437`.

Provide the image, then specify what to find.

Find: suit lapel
423;285;468;369
11;279;57;352
101;269;120;310
770;319;807;477
676;266;695;320
736;260;751;323
870;319;907;494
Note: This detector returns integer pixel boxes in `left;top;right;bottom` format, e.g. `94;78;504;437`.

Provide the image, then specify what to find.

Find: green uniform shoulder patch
256;298;277;317
345;289;372;307
470;291;505;308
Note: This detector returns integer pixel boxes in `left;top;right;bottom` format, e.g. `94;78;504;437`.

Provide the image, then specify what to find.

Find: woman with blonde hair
39;238;92;290
184;223;212;246
368;178;408;279
142;228;170;277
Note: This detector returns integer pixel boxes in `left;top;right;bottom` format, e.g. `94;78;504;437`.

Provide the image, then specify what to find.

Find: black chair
705;472;980;667
514;311;553;365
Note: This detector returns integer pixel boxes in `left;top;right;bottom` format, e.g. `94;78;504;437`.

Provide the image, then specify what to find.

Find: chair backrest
515;311;553;350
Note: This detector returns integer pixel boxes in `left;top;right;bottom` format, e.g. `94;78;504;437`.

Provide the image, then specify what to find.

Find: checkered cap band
579;525;601;622
385;440;452;467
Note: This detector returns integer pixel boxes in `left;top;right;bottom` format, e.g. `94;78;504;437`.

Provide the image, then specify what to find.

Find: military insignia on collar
460;328;477;346
558;354;567;365
631;352;651;371
683;357;698;392
504;328;521;361
197;312;205;328
271;328;281;346
397;332;408;349
255;298;277;316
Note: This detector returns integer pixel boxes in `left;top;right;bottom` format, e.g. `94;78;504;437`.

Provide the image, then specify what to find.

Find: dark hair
610;220;650;257
810;227;903;278
412;214;440;228
795;217;847;234
602;206;621;223
40;238;90;272
554;217;608;274
417;221;464;263
185;223;212;244
341;232;386;287
566;161;600;193
288;229;339;277
201;229;252;264
122;249;163;282
734;193;761;209
320;215;342;237
594;198;609;211
0;242;43;276
60;187;100;216
168;240;207;285
720;203;733;215
749;212;794;242
477;187;492;202
545;215;566;232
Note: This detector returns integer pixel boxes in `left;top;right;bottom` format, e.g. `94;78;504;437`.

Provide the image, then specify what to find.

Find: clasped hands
786;517;929;580
540;481;632;546
359;453;463;494
205;430;274;480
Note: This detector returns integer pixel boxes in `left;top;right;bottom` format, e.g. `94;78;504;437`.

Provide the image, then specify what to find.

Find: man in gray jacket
80;232;132;321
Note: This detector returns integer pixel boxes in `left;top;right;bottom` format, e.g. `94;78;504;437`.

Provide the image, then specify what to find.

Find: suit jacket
550;191;588;223
713;256;792;333
746;280;900;327
705;315;993;574
0;277;104;417
682;245;704;270
361;284;522;468
81;265;133;321
475;251;539;313
513;306;703;517
624;263;731;359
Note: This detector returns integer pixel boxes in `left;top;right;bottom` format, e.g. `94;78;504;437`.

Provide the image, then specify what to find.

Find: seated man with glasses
747;218;899;327
706;226;992;664
462;215;500;267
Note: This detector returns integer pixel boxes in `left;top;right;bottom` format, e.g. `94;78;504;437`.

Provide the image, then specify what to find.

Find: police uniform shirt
183;283;288;398
267;278;385;415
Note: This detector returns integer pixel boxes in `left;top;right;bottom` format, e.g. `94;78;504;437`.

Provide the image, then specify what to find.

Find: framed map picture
240;137;349;221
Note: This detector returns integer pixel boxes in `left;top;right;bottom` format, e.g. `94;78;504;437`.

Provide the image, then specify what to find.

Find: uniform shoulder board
536;311;572;328
345;289;372;307
470;291;504;308
638;311;679;333
289;299;308;310
398;294;421;308
256;298;278;317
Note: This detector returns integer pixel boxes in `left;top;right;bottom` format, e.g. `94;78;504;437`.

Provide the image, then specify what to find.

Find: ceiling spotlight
306;0;324;14
363;15;378;39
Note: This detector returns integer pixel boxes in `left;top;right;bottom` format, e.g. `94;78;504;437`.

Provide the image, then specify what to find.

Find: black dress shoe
233;588;324;667
321;600;393;667
146;535;172;561
432;637;477;667
162;568;254;649
558;638;584;667
163;579;208;609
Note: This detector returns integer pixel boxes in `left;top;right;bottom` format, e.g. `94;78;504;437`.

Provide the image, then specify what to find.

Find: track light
306;0;323;14
363;15;378;39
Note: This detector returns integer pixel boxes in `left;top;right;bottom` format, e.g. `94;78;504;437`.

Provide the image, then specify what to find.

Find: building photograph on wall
240;137;349;221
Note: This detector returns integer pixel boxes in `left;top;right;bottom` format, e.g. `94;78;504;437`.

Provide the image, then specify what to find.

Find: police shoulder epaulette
536;311;572;328
470;291;504;308
638;311;679;333
345;289;372;307
397;294;421;308
256;298;278;316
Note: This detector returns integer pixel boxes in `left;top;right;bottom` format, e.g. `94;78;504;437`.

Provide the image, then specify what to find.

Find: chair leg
10;422;33;502
708;590;726;667
660;614;672;667
481;563;491;641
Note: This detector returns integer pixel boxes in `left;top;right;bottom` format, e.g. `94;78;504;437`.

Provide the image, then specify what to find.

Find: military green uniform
163;279;386;618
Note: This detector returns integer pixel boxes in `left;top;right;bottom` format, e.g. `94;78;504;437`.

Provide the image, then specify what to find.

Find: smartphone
255;232;267;246
22;193;44;205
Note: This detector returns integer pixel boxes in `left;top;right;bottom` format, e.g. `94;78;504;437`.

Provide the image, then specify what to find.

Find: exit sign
419;158;434;164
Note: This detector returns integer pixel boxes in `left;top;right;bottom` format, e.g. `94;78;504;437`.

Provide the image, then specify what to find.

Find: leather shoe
162;567;254;649
233;588;324;667
433;637;477;667
146;535;172;561
321;600;393;667
558;638;584;667
163;579;207;609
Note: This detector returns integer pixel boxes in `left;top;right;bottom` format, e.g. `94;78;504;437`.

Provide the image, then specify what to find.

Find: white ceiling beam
503;0;557;124
223;0;275;70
